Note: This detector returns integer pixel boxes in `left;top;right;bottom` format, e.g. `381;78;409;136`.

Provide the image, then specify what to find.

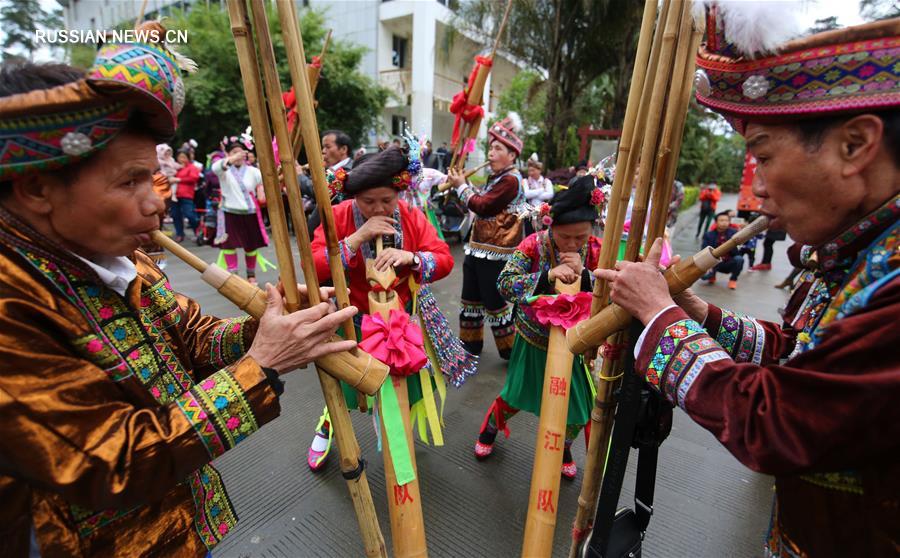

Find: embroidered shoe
307;415;332;471
561;460;577;479
474;428;498;460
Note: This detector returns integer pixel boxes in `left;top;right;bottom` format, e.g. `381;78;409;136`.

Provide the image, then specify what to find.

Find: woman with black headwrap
474;175;605;479
305;146;477;471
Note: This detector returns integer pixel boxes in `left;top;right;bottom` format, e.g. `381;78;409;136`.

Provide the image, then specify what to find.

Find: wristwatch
412;254;421;269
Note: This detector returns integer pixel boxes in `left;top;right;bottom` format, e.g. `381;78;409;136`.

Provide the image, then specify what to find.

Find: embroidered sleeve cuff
414;251;437;283
636;307;732;409
208;316;256;369
710;307;766;364
174;359;279;459
457;184;473;204
633;305;679;359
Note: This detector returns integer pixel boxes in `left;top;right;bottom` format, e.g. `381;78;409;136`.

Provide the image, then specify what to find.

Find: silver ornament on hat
60;132;93;156
173;78;186;115
742;75;769;100
694;69;712;97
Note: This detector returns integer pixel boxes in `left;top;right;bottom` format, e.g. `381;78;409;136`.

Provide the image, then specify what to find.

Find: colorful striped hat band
0;22;190;181
694;5;900;135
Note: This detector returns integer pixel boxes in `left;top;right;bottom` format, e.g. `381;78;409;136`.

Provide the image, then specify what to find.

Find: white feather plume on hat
694;0;805;58
505;111;523;134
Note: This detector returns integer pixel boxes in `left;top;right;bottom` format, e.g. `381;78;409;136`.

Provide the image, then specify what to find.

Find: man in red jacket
448;114;527;360
597;6;899;556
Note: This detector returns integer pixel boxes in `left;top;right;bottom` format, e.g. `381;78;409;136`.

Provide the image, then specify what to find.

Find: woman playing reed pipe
475;176;608;478
306;144;478;471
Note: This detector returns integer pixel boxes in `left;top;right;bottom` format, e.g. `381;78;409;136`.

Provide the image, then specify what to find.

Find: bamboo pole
275;0;372;416
567;0;664;553
448;0;513;171
521;277;582;558
568;217;769;353
590;0;667;318
645;26;704;247
368;236;428;558
229;3;387;556
622;0;684;263
436;160;490;192
291;30;331;158
151;230;387;395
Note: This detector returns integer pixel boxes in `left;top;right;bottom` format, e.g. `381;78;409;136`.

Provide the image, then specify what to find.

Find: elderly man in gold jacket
0;25;356;558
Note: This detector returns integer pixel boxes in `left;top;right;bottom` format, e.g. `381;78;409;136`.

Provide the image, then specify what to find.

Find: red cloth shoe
750;263;772;271
561;460;577;479
474;427;498;460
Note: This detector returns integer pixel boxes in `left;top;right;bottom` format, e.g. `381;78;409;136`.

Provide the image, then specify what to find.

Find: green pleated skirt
499;334;595;426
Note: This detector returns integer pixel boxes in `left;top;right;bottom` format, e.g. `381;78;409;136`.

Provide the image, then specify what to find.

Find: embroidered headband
694;4;900;134
0;21;193;181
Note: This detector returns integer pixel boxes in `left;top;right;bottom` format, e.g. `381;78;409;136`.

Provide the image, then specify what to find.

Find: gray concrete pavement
161;193;792;557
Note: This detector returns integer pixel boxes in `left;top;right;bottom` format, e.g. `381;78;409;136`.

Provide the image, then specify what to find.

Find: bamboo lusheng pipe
622;0;686;264
275;0;372;417
229;4;387;556
367;236;429;558
567;1;667;552
448;0;513;171
151;230;387;395
436;160;491;192
520;277;581;557
567;217;769;354
589;0;667;320
645;25;704;249
290;30;331;159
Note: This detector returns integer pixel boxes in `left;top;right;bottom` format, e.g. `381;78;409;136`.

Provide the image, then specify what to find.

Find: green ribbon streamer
379;378;416;485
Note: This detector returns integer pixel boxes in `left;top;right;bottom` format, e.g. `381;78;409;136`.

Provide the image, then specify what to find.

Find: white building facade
60;0;520;155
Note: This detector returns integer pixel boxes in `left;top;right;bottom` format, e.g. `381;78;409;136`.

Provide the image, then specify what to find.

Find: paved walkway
161;194;793;557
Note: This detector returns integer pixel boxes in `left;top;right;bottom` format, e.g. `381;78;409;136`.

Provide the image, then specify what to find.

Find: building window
392;35;407;68
391;115;407;137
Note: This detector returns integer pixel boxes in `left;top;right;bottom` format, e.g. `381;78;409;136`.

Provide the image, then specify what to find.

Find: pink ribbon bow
525;292;592;330
359;309;428;377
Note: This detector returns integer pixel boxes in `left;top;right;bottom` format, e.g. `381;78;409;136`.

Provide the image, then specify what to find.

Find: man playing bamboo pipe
475;176;605;478
594;6;899;556
447;113;526;360
0;29;358;557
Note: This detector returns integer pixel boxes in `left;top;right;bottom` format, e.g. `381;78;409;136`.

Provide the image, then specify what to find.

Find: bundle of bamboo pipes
567;1;706;555
214;2;389;555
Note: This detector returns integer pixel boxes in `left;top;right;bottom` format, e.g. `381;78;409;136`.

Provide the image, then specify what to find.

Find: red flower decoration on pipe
524;292;592;330
359;309;428;377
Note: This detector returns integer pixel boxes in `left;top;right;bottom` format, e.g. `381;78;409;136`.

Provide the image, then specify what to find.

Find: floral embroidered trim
208;316;251;369
189;464;238;549
647;319;707;386
415;251;437;283
180;368;260;453
140;276;180;330
70;504;137;538
717;309;766;364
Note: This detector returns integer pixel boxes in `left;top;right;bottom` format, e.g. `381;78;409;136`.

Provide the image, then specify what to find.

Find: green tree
675;105;745;191
163;4;388;156
859;0;900;21
1;0;62;62
455;0;644;168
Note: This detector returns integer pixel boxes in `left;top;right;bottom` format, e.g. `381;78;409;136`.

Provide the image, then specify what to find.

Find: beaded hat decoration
0;21;195;181
694;2;900;135
488;111;524;156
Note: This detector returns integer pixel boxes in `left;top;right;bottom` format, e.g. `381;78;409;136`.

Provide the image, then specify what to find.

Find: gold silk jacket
0;208;280;557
